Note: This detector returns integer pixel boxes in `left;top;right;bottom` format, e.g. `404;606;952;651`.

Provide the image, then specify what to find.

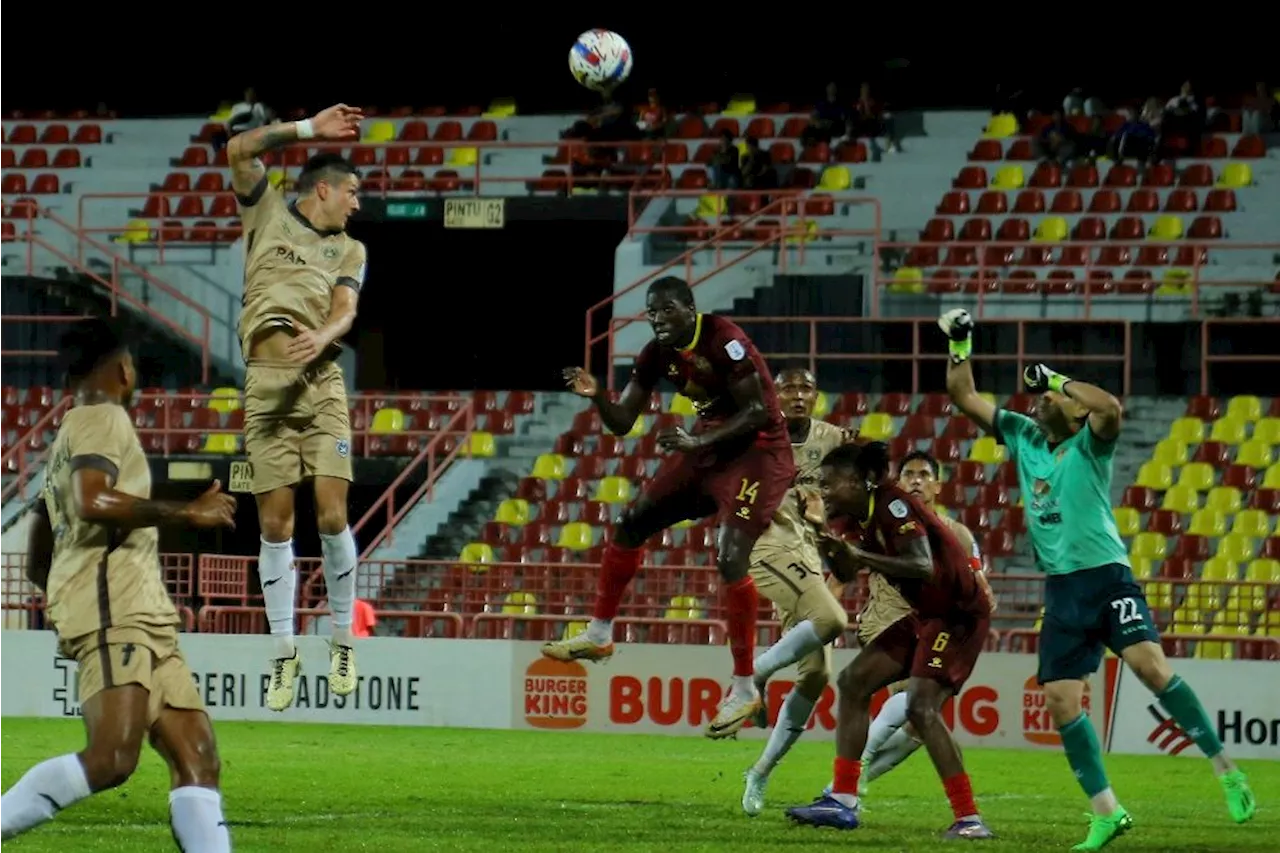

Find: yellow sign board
228;461;253;493
444;198;505;229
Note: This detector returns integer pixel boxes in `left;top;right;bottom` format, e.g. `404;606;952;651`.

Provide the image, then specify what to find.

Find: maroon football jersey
850;482;984;619
633;313;787;450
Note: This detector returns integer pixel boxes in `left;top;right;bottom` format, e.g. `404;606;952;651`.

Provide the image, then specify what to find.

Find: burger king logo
524;657;588;729
1022;675;1091;745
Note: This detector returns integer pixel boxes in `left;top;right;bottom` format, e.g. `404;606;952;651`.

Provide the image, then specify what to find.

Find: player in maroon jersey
542;276;796;739
786;441;995;839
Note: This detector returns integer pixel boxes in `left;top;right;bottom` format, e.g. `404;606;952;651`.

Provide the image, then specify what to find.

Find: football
568;29;633;92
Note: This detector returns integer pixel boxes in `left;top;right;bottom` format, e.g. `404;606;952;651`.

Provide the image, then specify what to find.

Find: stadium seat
1254;417;1280;444
557;522;594;551
1226;395;1263;423
1149;215;1184;241
1188;509;1228;537
370;408;405;433
362;121;396;143
495;499;531;526
1238;440;1275;469
1176;462;1215;491
983;113;1019;139
858;413;894;441
483;97;517;118
1113;507;1141;537
459;542;496;569
1034;217;1068;242
594;476;633;504
817;166;852;191
1216;162;1253;188
1205;487;1243;513
1135;461;1174;490
200;434;238;454
1131;532;1168;560
464;431;496;457
695;194;727;219
723;95;757;116
208;387;241;413
991;165;1025;190
1217;533;1256;562
1152;438;1189;467
968;436;1005;464
1168;417;1206;443
1161;485;1200;513
669;394;698;416
1233;509;1272;538
532;453;567;480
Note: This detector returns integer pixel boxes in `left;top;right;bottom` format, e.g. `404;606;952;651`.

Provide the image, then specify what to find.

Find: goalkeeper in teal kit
938;309;1256;852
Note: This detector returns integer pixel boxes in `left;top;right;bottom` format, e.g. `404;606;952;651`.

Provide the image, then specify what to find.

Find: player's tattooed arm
25;500;54;591
226;124;297;197
72;468;236;531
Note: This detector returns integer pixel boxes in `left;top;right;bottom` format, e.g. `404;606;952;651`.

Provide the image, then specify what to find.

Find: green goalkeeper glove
937;309;974;364
1024;363;1070;393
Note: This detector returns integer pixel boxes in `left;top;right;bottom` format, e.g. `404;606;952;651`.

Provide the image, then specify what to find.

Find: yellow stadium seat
626;416;647;439
1205;486;1243;513
1226;395;1262;423
208;102;233;122
531;453;567;480
362;120;396;143
370;408;406;434
267;168;287;189
1167;417;1206;444
813;391;831;420
1216;162;1253;189
1176;462;1215;492
1217;533;1256;563
483;97;517;118
459;542;495;569
1135;461;1174;490
967;436;1006;464
495;498;531;526
1264;464;1280;489
1253;417;1280;445
1172;606;1202;631
594;476;633;504
1160;484;1200;513
673;518;696;529
1208;418;1247;445
208;387;241;413
1149;215;1184;241
1033;216;1068;241
1144;580;1173;610
1223;584;1265;616
1246;558;1280;582
783;219;820;244
1156;269;1193;296
1113;507;1141;537
501;591;537;615
665;595;706;619
695;194;728;219
818;166;852;191
890;267;924;294
200;433;238;454
978;392;997;407
562;621;589;640
669;394;698;416
1130;556;1154;579
446;146;478;166
1130;532;1168;561
723;94;758;116
991;165;1025;190
464;431;496;457
1152;438;1188;467
859;413;895;442
1232;509;1271;538
557;522;595;551
1237;439;1275;469
1201;556;1237;582
1187;508;1227;537
983;113;1020;139
115;219;152;244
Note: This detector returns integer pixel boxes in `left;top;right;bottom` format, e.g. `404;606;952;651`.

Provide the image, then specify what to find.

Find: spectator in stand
852;83;902;154
1164;80;1205;156
1242;82;1279;135
801;82;852;149
1063;87;1107;118
740;136;775;189
229;87;272;136
1036;109;1078;166
710;130;742;190
1108;99;1162;167
636;88;669;139
353;599;378;638
564;91;640;187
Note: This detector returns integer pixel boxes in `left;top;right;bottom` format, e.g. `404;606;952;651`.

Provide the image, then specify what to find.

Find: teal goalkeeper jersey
993;409;1131;576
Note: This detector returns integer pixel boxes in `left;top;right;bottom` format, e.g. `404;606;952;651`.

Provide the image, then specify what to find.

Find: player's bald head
296;153;359;195
647;276;694;309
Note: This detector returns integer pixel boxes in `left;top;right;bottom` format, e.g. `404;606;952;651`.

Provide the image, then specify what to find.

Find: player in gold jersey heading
1;319;236;851
741;368;855;816
228;104;367;711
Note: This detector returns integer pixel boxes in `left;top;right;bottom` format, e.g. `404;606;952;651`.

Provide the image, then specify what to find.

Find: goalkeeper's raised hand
1024;363;1070;394
938;309;974;364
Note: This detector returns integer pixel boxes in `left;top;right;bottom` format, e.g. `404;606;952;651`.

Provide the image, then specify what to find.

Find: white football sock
753;689;816;777
169;786;231;853
0;753;91;839
1091;787;1120;817
864;727;922;785
731;675;756;697
753;620;824;681
319;526;358;647
585;618;612;644
863;690;911;760
258;537;297;659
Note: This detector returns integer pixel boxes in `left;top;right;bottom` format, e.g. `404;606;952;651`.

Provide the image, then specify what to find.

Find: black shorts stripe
760;561;803;597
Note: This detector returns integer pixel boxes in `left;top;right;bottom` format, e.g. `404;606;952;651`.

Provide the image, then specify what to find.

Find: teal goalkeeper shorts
1036;563;1161;685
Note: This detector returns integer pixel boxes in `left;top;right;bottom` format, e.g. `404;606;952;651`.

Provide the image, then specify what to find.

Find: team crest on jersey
888;499;909;519
724;340;746;361
808;448;821;461
336;439;350;458
692;356;712;373
667;363;681;377
323;245;340;261
1032;478;1050;497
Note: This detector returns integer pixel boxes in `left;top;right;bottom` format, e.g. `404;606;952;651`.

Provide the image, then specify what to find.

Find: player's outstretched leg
706;525;764;739
316;476;359;697
2;686;147;841
860;687;922;793
905;677;995;839
1121;641;1256;824
257;487;301;712
743;664;827;816
150;707;231;852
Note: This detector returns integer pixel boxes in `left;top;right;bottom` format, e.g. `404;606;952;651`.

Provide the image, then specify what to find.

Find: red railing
875;239;1280;319
603;316;1132;396
1;204;213;381
0;396;73;504
585;192;883;376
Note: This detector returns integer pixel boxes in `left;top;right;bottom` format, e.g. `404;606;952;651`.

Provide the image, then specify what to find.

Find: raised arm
1024;364;1124;441
940;309;997;435
73;470;236;531
227;104;364;200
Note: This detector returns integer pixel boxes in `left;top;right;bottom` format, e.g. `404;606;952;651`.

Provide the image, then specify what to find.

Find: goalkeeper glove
1023;363;1070;393
937;309;974;364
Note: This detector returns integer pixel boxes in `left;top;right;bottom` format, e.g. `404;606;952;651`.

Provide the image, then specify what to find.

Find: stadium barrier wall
2;631;1275;760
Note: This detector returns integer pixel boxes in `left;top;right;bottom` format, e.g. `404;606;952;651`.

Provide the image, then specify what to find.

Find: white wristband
295;119;315;140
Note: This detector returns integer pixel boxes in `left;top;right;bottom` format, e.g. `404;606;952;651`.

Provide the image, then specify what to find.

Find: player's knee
836;665;874;701
315;504;348;536
906;691;940;732
1123;642;1173;693
1043;681;1084;726
81;741;143;791
796;669;829;700
811;601;849;644
183;737;222;788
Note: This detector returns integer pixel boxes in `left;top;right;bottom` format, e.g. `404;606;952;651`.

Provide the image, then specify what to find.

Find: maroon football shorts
641;441;795;539
910;612;991;690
